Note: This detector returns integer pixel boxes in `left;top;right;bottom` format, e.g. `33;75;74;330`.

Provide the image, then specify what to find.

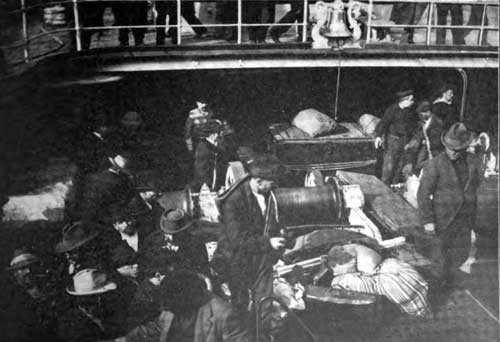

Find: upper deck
0;0;498;74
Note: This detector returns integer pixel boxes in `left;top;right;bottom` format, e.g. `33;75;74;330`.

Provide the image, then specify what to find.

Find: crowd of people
1;83;490;342
67;0;493;49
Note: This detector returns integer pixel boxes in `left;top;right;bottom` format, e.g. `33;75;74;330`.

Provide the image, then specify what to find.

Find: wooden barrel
270;183;344;227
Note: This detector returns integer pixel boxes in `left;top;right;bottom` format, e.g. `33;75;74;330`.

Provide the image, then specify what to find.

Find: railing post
177;0;182;44
478;4;487;46
237;0;242;44
302;0;308;43
20;0;30;63
426;0;434;45
72;0;82;51
366;0;373;43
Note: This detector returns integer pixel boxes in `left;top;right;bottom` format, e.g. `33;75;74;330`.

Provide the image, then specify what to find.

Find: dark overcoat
213;178;278;309
417;151;482;275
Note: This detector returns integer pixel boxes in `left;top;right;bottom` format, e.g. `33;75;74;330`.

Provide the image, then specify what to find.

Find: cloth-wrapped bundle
328;244;432;318
292;109;337;138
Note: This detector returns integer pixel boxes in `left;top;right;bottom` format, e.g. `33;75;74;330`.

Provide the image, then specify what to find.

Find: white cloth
119;232;139;252
252;190;267;217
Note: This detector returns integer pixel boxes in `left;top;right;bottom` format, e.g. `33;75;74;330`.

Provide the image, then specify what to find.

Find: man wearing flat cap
375;87;417;185
403;100;445;176
417;123;483;291
212;153;287;326
432;83;459;130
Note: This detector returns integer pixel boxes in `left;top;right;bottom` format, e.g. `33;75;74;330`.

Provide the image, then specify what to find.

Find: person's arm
374;106;394;148
417;160;438;232
184;117;194;152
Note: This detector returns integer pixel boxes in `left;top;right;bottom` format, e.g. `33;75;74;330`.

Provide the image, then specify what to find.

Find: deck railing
0;0;498;68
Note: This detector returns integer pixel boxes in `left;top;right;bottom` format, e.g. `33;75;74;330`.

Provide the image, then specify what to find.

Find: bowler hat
6;249;39;271
415;101;431;113
247;154;284;182
66;269;117;296
395;88;414;99
120;111;143;127
441;122;474;151
160;208;193;234
55;222;101;253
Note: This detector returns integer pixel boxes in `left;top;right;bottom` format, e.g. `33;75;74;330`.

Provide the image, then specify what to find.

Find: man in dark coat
212;154;286;322
191;119;229;192
417;123;482;289
76;153;141;224
67;123;116;221
403;100;445;176
432;83;459;130
125;270;250;342
390;2;427;44
436;3;464;45
1;249;62;342
141;208;210;277
375;88;417;185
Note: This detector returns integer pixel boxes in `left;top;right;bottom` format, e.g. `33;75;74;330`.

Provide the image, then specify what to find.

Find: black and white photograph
0;0;498;341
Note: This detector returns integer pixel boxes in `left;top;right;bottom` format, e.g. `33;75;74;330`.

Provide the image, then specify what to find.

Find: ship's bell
322;0;352;38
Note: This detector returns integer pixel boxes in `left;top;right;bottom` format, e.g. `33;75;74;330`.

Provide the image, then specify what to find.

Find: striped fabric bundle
374;258;432;318
331;273;378;294
330;256;432;318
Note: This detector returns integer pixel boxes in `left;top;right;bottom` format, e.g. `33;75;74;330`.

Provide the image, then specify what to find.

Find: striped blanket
331;258;432;318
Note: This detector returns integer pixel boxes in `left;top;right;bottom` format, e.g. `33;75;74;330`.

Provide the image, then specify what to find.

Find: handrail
255;296;319;342
0;0;498;69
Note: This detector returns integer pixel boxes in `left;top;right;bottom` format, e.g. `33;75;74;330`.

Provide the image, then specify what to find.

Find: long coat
212;178;278;309
192;139;227;192
76;169;138;223
417;151;482;275
125;296;250;342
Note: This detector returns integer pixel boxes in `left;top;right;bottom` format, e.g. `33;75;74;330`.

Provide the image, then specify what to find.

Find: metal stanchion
302;0;308;42
177;0;182;45
21;0;30;62
426;1;434;45
72;0;81;51
366;0;373;44
478;4;487;45
237;0;242;44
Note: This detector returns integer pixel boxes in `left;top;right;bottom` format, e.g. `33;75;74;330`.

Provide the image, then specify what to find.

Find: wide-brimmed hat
66;269;117;296
120;111;143;127
415;100;431;113
395;88;414;99
55;222;100;253
441;122;474;151
160;208;193;234
6;249;40;271
247;153;284;182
